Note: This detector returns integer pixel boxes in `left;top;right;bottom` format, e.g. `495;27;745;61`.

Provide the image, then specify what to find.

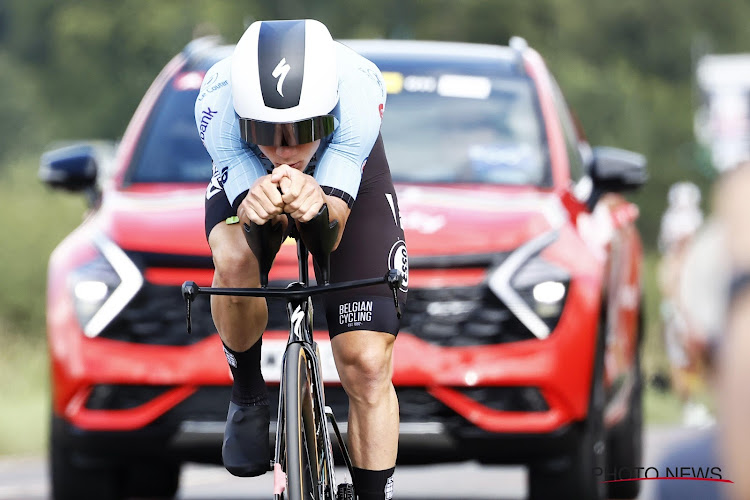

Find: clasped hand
238;164;325;225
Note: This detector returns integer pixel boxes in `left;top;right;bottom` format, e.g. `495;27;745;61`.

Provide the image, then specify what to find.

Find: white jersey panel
314;43;387;202
195;57;267;206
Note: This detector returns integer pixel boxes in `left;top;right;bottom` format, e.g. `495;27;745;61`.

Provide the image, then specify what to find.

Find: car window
549;76;586;183
125;62;550;187
126;80;212;184
380;72;550;186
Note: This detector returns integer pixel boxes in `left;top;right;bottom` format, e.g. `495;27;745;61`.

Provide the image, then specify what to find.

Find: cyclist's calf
332;329;399;468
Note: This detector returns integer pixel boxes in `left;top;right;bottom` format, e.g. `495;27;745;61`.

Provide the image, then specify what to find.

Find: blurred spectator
714;161;750;500
655;179;731;500
658;182;704;254
656;181;715;427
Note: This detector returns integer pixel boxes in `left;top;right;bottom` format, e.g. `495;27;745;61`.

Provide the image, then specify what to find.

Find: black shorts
205;134;407;338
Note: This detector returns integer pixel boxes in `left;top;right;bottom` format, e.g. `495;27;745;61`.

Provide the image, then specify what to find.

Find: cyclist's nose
274;145;296;160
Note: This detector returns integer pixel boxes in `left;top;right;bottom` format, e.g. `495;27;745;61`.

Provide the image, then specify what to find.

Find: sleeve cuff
321;186;355;209
231;189;249;213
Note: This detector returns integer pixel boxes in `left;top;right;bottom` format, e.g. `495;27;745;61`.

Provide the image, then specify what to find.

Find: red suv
42;36;645;500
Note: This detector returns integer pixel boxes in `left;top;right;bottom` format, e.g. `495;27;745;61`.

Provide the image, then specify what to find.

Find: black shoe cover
222;402;271;477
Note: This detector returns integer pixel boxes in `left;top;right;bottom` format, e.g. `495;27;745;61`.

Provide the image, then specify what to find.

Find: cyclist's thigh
205;188;262;283
324;135;408;339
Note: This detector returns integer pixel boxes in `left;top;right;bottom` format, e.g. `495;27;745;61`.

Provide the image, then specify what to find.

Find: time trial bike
182;205;403;500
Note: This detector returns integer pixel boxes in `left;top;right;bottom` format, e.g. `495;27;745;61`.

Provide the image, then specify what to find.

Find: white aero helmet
231;19;339;147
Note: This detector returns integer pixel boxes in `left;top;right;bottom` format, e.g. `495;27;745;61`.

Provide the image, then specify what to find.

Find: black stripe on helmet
257;20;305;110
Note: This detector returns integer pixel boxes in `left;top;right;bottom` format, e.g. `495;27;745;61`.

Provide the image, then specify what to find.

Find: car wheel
528;331;607;500
606;313;644;499
50;416;122;500
124;460;181;498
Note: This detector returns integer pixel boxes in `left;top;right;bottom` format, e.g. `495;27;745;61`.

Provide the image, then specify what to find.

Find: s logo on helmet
272;58;291;97
388;240;409;292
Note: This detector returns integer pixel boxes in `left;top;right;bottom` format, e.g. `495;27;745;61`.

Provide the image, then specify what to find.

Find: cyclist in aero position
194;19;407;500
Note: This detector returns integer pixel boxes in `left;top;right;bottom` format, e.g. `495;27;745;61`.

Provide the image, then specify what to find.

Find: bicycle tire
284;342;321;500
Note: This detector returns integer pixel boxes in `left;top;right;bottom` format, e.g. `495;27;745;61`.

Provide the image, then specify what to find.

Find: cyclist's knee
334;332;394;404
210;229;260;288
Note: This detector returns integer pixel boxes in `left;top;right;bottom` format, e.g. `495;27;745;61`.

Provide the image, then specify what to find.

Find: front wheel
50;415;121;500
528;331;607;500
284;342;322;500
606;314;644;500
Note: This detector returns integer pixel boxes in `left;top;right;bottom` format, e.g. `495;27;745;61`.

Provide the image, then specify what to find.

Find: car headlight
68;235;143;338
488;231;569;339
511;256;569;327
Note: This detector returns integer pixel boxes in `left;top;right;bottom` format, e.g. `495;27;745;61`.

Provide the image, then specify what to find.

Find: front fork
272;342;341;500
273;299;344;499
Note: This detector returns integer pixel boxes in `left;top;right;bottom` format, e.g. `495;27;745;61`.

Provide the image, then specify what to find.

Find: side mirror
39;143;99;192
590;146;648;193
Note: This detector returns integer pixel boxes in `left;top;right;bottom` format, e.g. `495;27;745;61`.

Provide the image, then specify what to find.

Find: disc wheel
284;342;322;500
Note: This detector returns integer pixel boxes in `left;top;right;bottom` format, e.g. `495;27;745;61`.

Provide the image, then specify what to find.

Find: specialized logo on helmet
272;58;291;97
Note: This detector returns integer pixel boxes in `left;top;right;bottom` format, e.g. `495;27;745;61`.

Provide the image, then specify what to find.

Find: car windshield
379;72;549;185
127;60;550;187
126;74;211;184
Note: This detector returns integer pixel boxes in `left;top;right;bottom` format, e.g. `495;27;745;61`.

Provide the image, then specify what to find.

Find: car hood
97;184;568;257
396;184;568;255
98;185;211;256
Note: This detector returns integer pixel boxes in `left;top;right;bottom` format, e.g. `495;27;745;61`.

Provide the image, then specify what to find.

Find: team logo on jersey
272;58;291;97
388;240;409;292
198;107;218;141
206;164;228;200
205;72;219;87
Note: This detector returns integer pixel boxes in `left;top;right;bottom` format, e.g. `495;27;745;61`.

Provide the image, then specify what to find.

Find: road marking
0;484;47;499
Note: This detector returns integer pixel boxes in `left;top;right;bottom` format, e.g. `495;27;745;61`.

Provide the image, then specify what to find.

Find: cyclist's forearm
323;194;351;251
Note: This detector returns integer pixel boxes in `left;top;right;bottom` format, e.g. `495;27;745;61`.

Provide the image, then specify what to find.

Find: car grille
455;386;549;412
85;384;175;410
100;281;216;345
99;251;535;346
82;384;459;426
268;386;460;425
98;279;329;345
400;286;537;346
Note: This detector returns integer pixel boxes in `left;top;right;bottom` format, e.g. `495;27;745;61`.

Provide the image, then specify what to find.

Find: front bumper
50;280;599;464
53;383;579;466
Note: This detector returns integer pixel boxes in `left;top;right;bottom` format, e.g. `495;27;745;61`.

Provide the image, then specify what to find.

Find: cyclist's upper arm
195;57;267;207
314;45;387;208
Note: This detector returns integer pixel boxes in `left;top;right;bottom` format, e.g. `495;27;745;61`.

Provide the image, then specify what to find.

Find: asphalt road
0;426;709;500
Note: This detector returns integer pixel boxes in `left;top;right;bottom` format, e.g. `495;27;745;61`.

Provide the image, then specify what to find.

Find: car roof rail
508;36;529;73
182;35;223;59
509;36;529;54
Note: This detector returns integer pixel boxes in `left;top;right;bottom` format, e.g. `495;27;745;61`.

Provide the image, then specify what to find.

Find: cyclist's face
258;140;320;171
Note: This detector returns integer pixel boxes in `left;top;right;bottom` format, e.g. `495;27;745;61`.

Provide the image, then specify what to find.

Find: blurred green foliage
2;0;746;243
0;158;86;336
